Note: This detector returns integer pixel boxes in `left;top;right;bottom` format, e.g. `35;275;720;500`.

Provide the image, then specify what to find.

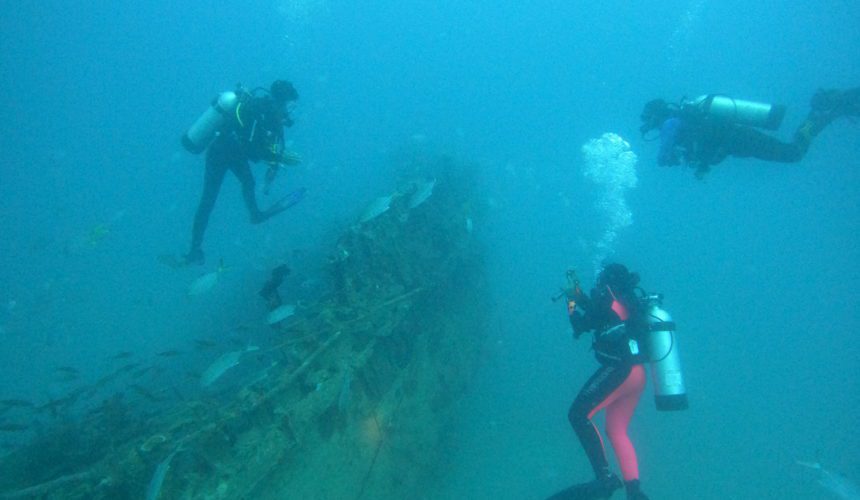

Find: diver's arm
568;292;594;340
657;118;682;166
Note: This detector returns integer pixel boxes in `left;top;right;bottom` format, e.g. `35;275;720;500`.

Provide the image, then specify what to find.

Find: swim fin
257;187;307;223
276;187;307;211
546;475;622;500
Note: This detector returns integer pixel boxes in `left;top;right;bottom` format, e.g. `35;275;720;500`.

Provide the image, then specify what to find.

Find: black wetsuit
567;285;649;483
657;113;817;175
653;87;859;175
189;95;291;256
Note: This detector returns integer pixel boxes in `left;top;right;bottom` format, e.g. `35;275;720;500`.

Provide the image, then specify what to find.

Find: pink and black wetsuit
568;282;648;485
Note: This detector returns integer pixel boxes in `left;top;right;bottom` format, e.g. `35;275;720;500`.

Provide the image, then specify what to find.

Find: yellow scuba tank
182;91;240;154
686;94;786;130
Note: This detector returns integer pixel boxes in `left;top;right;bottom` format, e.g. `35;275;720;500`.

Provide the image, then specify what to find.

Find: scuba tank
181;91;240;154
642;293;688;411
685;94;786;130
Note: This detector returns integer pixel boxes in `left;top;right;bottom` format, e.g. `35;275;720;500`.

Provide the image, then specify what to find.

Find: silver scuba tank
182;91;239;154
687;94;786;130
646;302;688;411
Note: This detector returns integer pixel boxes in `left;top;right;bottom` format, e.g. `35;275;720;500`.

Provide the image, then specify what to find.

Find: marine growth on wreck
0;155;490;500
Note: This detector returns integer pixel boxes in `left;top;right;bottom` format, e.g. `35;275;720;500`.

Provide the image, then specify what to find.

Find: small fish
797;461;860;499
337;367;352;413
156;350;183;358
266;304;296;325
56;373;79;383
146;447;181;500
114;362;141;374
133;366;153;378
360;195;393;223
131;384;165;403
0;423;28;432
112;351;134;360
200;346;259;387
55;366;79;375
87;223;110;246
157;253;185;270
194;338;217;350
408;178;436;209
188;260;226;297
93;372;116;390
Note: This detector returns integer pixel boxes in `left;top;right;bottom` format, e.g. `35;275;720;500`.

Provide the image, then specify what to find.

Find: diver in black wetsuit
548;264;651;500
183;80;304;266
639;87;860;177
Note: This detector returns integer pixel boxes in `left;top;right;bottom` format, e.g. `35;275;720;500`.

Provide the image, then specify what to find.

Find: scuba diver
180;79;305;266
548;264;654;500
639;87;860;177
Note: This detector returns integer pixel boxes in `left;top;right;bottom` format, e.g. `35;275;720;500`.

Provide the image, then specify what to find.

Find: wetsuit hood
597;263;639;293
270;80;298;103
640;98;672;135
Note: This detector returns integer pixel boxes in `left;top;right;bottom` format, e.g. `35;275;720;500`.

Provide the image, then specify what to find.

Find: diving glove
278;150;302;165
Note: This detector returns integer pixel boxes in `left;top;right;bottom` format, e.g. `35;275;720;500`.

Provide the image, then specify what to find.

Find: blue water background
0;1;858;498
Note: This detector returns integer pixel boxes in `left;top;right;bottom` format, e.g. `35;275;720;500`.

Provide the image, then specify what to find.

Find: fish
200;346;259;387
187;260;226;297
112;351;134;360
157;253;185;270
337;367;352;413
360;195;393;223
797;461;860;499
133;366;153;377
145;447;181;500
114;362;141;374
193;339;218;350
156;350;183;357
87;223;110;246
131;384;165;403
56;373;79;383
266;304;296;325
408;178;436;209
55;366;79;375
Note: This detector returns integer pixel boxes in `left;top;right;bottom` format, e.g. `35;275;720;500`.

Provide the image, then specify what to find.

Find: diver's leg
726;126;807;163
603;364;646;482
232;162;264;223
188;153;229;262
568;364;632;479
810;87;860;122
788;87;860;158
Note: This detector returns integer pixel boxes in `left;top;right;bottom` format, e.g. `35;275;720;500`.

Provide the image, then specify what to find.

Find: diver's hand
278;150;302;165
563;286;586;303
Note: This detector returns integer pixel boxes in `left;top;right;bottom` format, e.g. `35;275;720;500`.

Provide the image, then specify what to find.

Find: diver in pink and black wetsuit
548;263;651;500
